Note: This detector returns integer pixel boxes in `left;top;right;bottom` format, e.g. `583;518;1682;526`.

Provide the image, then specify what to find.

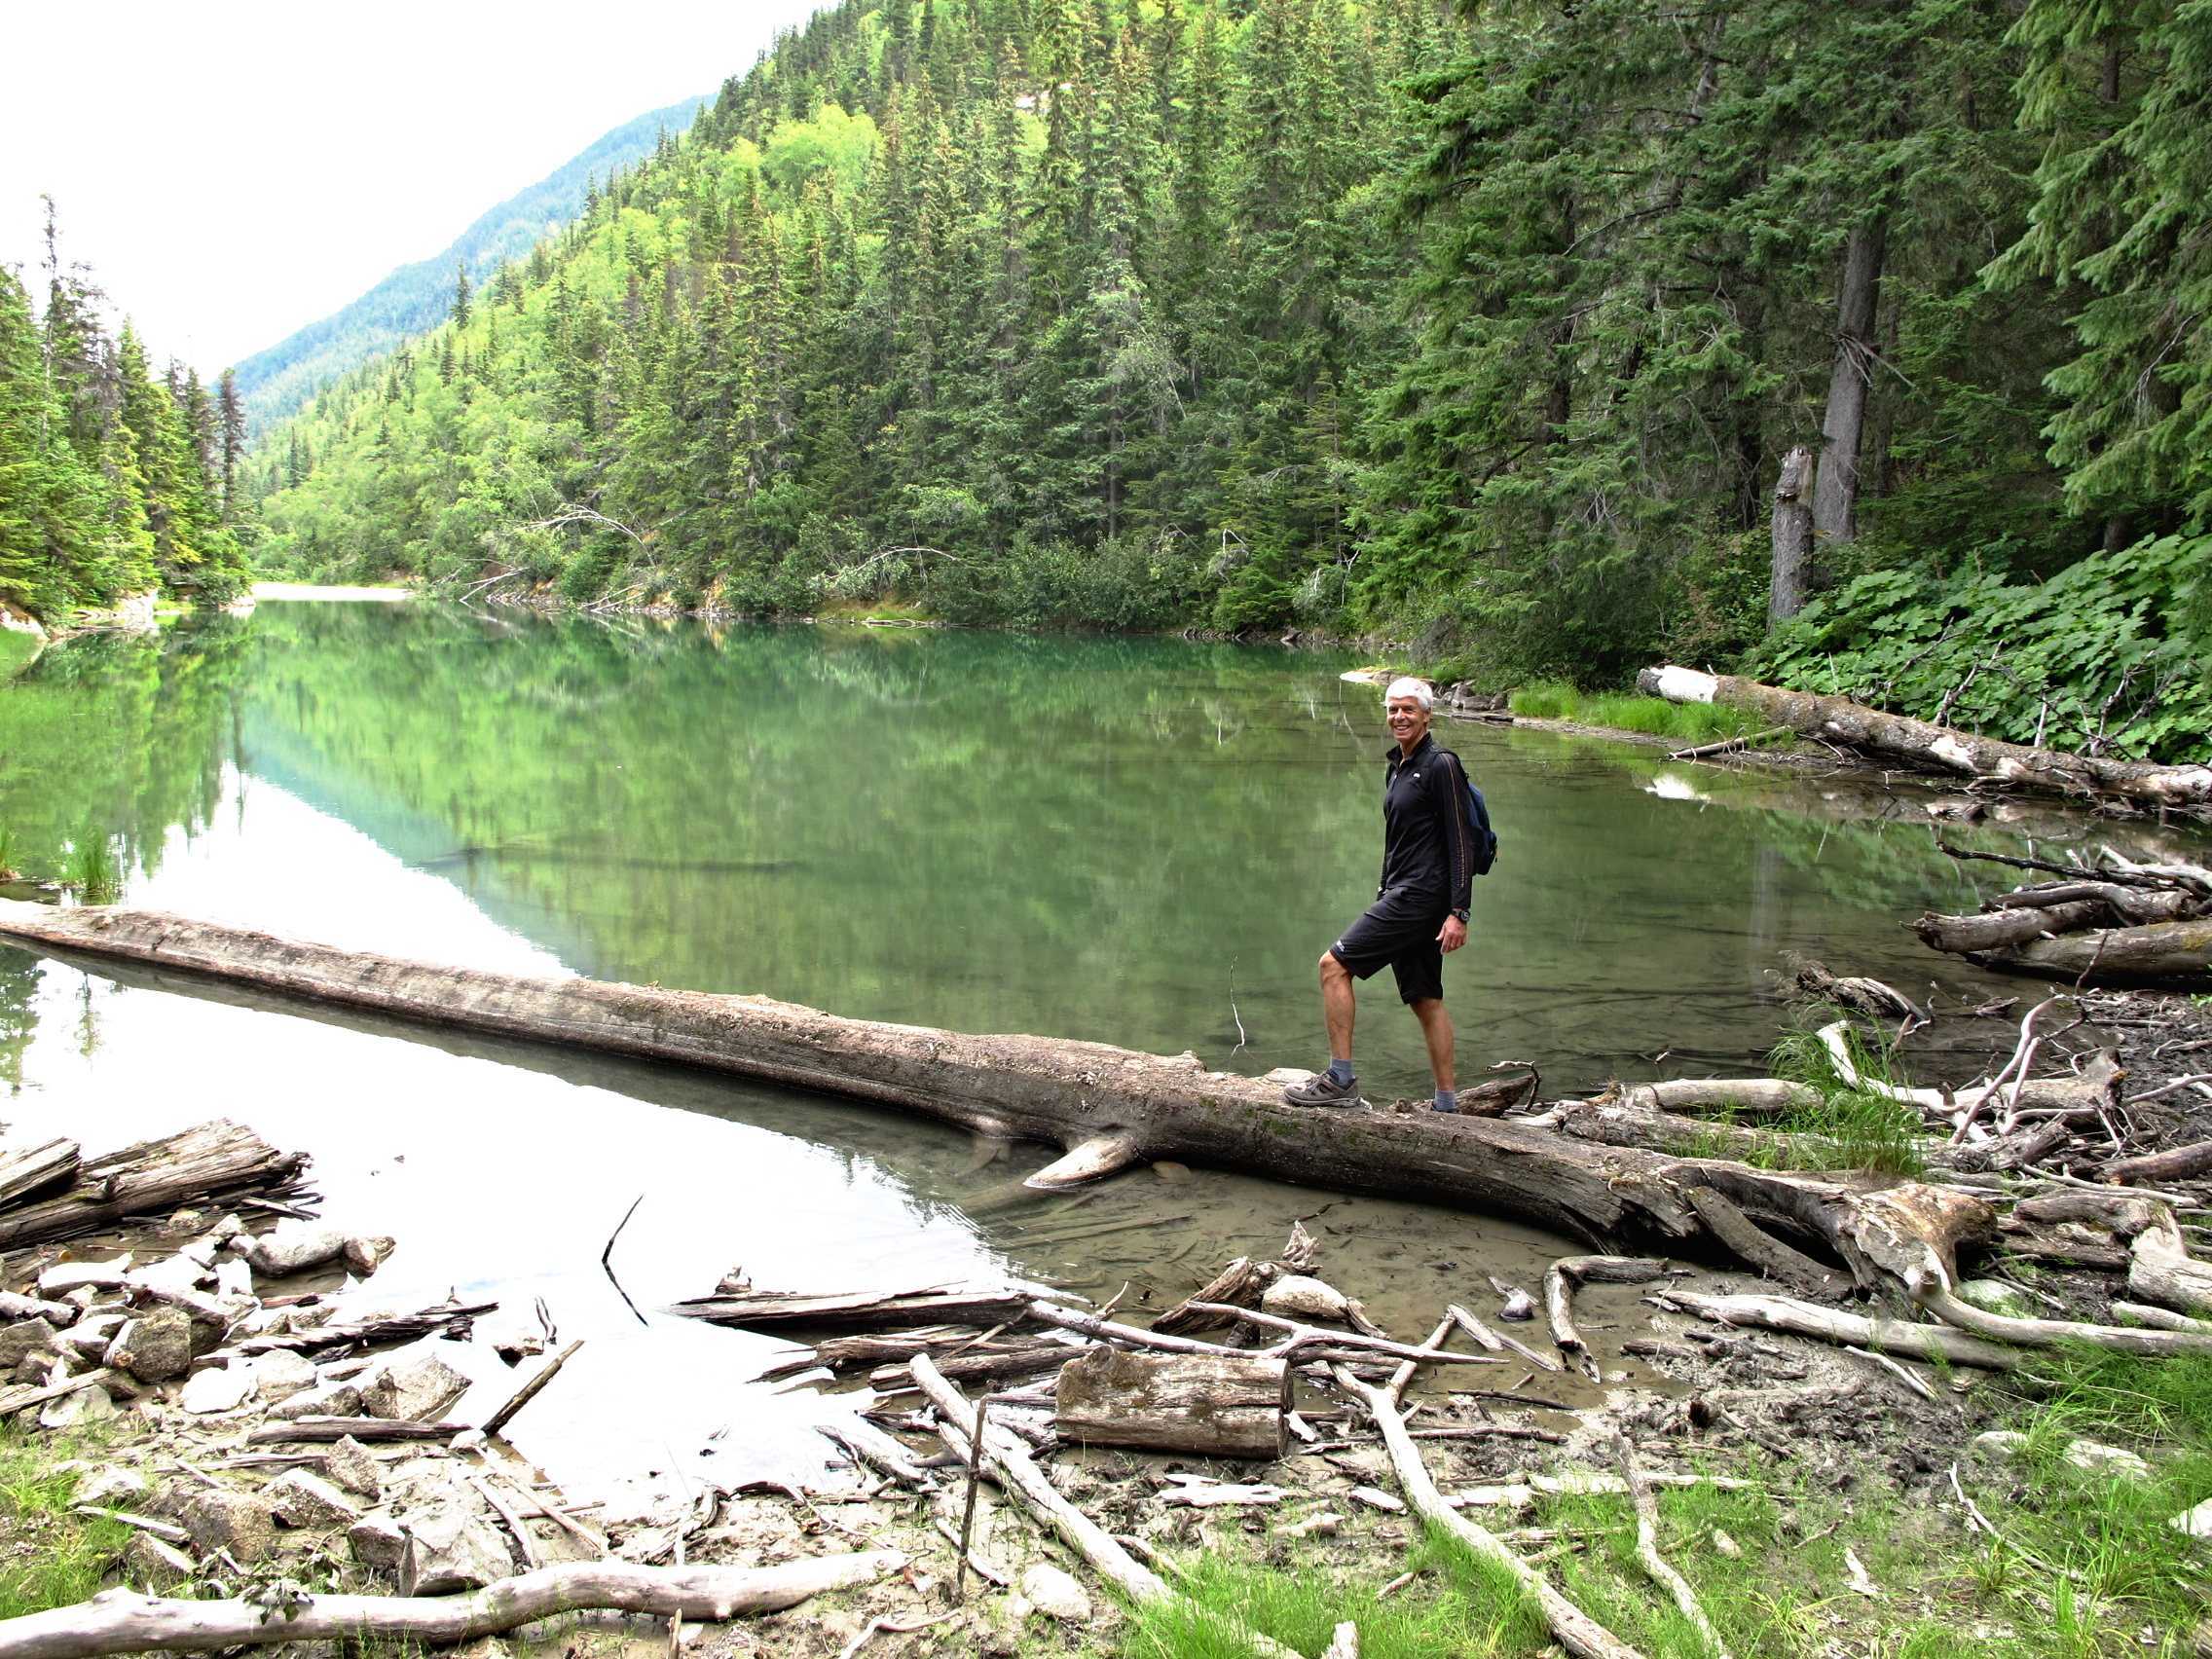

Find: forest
10;0;2212;762
0;209;252;620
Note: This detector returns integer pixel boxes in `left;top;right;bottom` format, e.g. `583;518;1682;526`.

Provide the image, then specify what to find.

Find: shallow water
0;603;2130;1499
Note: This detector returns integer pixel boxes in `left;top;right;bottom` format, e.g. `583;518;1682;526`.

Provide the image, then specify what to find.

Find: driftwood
1636;666;2212;816
0;1137;79;1208
1653;1291;2020;1369
1613;1433;1730;1659
1056;1348;1289;1458
673;1286;1042;1331
869;1343;1080;1392
1680;1188;1845;1299
1152;1256;1278;1335
0;903;1999;1273
1948;920;2212;987
0;1119;308;1249
907;1356;1301;1659
222;1302;498;1357
0;1369;117;1419
484;1340;582;1437
1336;1369;1642;1659
2103;1138;2212;1185
0;1556;906;1658
1545;1258;1668;1382
2127;1211;2212;1317
1613;1080;1819;1120
1914;901;2113;954
247;1417;461;1444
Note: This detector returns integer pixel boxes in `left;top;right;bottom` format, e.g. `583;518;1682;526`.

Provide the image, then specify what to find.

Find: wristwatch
1450;907;1469;922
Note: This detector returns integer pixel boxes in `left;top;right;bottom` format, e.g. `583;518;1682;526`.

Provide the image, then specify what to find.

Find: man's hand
1438;914;1467;953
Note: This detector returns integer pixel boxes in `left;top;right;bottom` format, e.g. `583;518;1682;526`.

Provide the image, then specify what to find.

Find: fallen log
1680;1187;1845;1299
1613;1080;1819;1120
1914;901;2111;954
0;1137;80;1208
220;1302;498;1356
0;903;2015;1287
2102;1138;2212;1186
672;1286;1042;1331
2126;1211;2212;1317
247;1417;461;1444
1635;666;2212;817
1054;1348;1290;1459
1945;919;2212;987
1652;1291;2020;1369
0;1120;308;1250
1545;1257;1668;1382
1152;1256;1278;1335
0;1555;906;1659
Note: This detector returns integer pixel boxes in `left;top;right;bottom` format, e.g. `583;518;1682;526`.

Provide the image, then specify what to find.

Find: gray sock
1327;1058;1356;1087
1433;1089;1457;1114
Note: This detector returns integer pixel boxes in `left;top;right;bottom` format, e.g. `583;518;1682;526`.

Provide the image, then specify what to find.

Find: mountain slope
231;95;707;432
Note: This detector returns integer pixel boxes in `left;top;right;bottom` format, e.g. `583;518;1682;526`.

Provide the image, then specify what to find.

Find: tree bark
0;1120;308;1250
0;1138;79;1208
1635;669;2212;816
1767;445;1816;626
1811;212;1888;551
0;1557;905;1659
1054;1348;1289;1459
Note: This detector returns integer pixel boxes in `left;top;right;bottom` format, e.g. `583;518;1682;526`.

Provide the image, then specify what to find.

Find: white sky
0;0;830;376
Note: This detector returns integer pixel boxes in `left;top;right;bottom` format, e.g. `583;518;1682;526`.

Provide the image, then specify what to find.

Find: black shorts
1329;887;1447;1005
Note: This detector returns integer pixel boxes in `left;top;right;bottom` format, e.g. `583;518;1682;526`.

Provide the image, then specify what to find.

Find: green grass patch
0;1429;129;1618
60;830;121;905
1748;1020;1930;1175
1504;681;1775;746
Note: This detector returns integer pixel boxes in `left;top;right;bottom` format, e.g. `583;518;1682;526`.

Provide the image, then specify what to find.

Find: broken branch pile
1915;844;2211;988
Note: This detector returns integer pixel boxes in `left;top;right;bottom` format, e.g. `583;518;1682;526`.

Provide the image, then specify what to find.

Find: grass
1673;1021;1930;1176
59;832;120;905
0;1428;130;1619
1505;681;1777;747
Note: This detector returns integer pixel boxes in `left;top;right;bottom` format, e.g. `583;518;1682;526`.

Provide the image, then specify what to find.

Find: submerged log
0;903;2010;1282
0;1120;308;1250
1953;919;2212;987
1636;666;2212;816
1054;1347;1290;1459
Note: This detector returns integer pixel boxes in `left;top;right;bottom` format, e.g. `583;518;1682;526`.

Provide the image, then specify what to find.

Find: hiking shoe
1282;1070;1364;1108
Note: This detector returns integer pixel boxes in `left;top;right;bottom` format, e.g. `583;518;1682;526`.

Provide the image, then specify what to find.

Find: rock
1497;1288;1537;1321
270;1380;362;1420
344;1236;396;1275
268;1468;363;1529
2064;1439;2152;1480
349;1512;407;1575
179;1488;277;1564
122;1533;198;1591
213;1258;254;1302
1972;1430;2029;1459
128;1255;213;1300
399;1501;514;1594
1263;1275;1353;1322
106;1310;196;1382
60;1313;127;1362
2167;1495;2212;1540
1955;1279;2031;1317
324;1436;383;1501
0;1318;61;1374
250;1349;318;1401
1713;1530;1742;1559
178;1363;254;1415
40;1382;116;1430
359;1346;469;1421
36;1256;131;1296
235;1224;350;1277
74;1465;150;1507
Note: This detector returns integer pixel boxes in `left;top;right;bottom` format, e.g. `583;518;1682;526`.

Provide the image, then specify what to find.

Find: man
1283;676;1477;1112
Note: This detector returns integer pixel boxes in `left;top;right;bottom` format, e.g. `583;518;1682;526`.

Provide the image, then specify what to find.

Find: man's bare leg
1320;950;1356;1062
1410;997;1455;1094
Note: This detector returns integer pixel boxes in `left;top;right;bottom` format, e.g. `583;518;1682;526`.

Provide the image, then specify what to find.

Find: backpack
1444;750;1499;875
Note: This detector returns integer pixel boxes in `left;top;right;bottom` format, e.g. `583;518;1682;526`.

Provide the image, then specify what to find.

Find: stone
250;1348;318;1401
2167;1495;2212;1540
180;1487;277;1564
1955;1278;2031;1318
344;1236;396;1275
60;1313;126;1362
2064;1439;2152;1480
106;1310;197;1382
1972;1430;2029;1458
128;1255;213;1300
268;1468;363;1529
399;1501;514;1594
0;1318;61;1377
235;1224;350;1277
349;1512;407;1575
40;1382;116;1430
213;1259;254;1302
74;1465;150;1507
323;1436;383;1501
35;1255;131;1296
178;1363;254;1415
122;1532;198;1591
359;1347;469;1421
269;1379;362;1420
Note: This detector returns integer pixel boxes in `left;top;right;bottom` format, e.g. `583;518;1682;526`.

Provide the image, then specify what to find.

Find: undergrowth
59;832;119;905
1733;1019;1930;1175
0;1428;129;1618
1504;682;1776;746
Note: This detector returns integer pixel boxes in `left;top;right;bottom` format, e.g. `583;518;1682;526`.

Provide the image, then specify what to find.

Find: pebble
179;1363;254;1415
1018;1564;1091;1622
2063;1439;2152;1480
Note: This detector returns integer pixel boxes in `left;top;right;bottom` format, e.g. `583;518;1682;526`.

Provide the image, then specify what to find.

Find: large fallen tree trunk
1636;666;2212;817
0;1555;906;1659
0;903;1953;1264
1941;918;2212;987
0;1120;309;1250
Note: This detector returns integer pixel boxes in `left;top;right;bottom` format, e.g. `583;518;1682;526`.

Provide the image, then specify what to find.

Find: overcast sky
0;0;829;376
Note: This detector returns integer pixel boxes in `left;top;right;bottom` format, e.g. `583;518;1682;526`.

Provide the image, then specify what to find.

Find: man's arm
1438;751;1475;920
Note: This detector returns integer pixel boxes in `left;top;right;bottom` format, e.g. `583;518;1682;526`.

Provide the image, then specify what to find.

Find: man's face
1385;694;1429;748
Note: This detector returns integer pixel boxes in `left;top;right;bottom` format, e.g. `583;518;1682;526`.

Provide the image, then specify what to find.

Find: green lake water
0;600;2129;1494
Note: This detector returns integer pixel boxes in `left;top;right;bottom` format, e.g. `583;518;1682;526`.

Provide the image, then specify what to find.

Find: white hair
1383;676;1434;710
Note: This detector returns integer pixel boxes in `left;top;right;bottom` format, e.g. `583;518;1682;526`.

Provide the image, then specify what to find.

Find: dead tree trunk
1811;212;1889;553
0;1120;308;1250
1768;445;1816;627
1054;1348;1289;1459
1635;669;2212;817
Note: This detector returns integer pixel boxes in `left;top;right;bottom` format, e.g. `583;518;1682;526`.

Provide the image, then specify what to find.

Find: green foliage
1504;682;1772;745
1749;534;2212;762
1759;1021;1929;1175
0;1428;130;1618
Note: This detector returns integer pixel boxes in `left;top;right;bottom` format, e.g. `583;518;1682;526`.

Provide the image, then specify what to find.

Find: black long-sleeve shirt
1377;733;1476;916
